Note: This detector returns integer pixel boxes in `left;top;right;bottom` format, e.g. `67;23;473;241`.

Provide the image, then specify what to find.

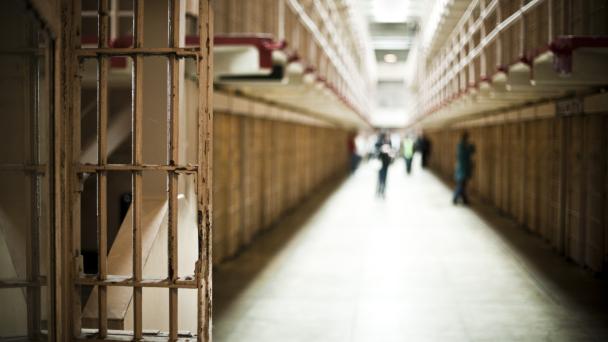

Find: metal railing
417;0;608;120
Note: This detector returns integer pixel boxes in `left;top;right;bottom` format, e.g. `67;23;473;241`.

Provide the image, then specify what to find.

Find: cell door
0;1;55;340
72;1;213;340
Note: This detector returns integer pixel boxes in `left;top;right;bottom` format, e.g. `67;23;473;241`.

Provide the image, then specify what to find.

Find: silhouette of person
453;131;475;205
377;143;393;198
415;133;431;168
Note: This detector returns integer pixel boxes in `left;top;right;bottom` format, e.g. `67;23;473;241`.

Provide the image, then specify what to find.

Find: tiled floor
213;158;608;341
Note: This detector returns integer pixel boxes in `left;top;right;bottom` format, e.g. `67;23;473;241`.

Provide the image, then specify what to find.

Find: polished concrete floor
213;158;608;341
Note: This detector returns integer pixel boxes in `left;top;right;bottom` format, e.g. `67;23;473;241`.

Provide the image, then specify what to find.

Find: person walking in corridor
348;133;361;173
453;131;475;205
401;134;415;175
377;142;393;198
415;133;431;168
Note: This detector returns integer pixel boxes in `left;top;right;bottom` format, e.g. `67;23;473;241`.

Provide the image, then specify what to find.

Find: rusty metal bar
97;0;110;337
197;1;214;340
77;164;198;173
76;47;200;58
132;0;144;339
77;275;197;289
168;1;181;339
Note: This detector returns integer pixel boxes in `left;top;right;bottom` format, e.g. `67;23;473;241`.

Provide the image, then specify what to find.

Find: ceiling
355;0;432;127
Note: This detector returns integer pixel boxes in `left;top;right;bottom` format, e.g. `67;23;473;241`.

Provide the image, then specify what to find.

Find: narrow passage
214;160;608;342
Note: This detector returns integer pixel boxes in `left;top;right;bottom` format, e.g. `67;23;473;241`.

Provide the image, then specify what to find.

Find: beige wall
426;94;608;274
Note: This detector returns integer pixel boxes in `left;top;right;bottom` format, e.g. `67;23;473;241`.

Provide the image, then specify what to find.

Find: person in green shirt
401;135;415;174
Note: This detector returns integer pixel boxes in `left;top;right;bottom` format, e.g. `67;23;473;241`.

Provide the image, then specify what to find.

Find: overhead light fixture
383;53;397;63
372;0;409;22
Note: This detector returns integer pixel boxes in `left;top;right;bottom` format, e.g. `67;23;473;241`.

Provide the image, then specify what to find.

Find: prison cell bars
0;14;54;341
213;0;373;120
73;1;213;340
81;0;133;43
421;0;549;115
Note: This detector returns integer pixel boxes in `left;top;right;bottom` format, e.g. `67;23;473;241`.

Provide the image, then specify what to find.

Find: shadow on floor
213;176;347;319
428;169;608;326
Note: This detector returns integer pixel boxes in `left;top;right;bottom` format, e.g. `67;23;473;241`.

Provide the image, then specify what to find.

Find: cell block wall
212;110;349;264
427;104;608;274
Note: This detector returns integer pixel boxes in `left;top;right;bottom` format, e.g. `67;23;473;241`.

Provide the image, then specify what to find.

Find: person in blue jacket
453;131;475;205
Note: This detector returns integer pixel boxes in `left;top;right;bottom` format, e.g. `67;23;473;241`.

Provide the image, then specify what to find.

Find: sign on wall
556;98;583;116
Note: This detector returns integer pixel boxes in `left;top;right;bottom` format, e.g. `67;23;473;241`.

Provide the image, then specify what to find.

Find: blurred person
401;134;415;175
415;133;431;168
453;131;475;205
374;131;387;156
348;132;361;173
376;139;393;198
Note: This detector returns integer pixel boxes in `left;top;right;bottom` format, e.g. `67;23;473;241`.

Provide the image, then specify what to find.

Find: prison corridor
214;160;608;342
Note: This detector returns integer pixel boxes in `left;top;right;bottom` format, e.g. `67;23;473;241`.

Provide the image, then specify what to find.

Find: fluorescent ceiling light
371;0;409;22
383;53;398;63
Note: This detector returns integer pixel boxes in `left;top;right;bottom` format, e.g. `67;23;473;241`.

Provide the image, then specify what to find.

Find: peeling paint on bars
69;1;214;339
96;0;110;338
197;1;214;340
168;1;181;340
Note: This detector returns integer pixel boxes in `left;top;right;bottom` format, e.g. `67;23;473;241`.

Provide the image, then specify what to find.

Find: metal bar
495;0;503;68
110;0;117;41
75;335;195;342
0;48;47;56
0;164;47;173
76;48;201;58
519;0;527;58
71;1;84;337
557;117;567;253
97;0;110;337
27;26;42;339
76;276;197;289
547;0;553;43
132;0;144;339
197;1;214;340
42;30;56;340
82;10;135;17
480;0;488;78
168;1;181;339
0;277;47;288
77;164;198;173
